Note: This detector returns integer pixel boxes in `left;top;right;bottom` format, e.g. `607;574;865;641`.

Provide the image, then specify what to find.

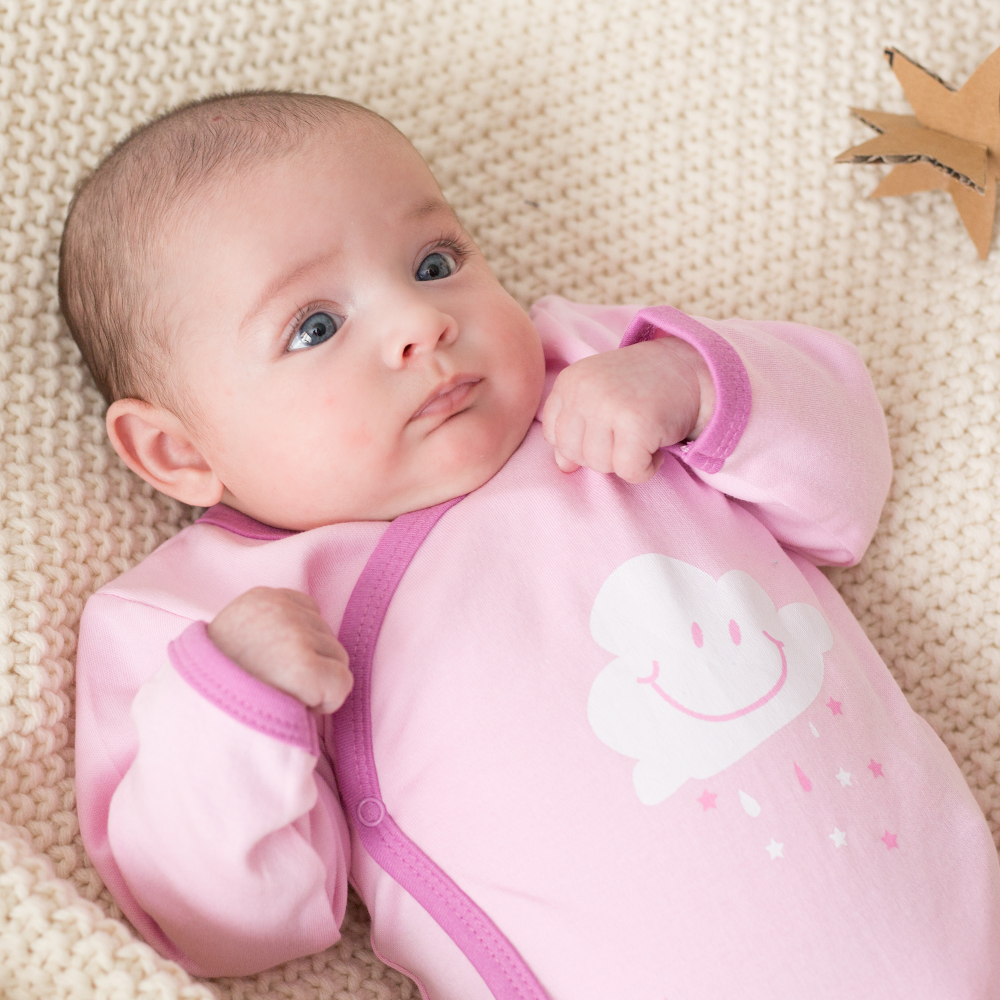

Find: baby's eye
416;251;457;282
288;311;343;352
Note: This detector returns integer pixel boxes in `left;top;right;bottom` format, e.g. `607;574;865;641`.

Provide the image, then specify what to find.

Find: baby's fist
541;338;715;484
207;587;352;714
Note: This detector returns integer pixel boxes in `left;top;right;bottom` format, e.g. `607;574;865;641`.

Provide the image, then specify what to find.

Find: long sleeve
76;595;350;978
530;295;892;567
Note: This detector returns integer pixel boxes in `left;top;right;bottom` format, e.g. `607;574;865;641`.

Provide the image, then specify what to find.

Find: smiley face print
588;555;832;804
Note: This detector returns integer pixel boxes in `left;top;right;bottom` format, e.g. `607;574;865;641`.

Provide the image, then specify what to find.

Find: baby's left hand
541;338;715;484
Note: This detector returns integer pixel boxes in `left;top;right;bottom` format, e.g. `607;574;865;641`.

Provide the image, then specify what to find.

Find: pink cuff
168;620;319;755
619;306;752;474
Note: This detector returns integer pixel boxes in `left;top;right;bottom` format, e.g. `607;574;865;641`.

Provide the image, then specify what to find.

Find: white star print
835;768;852;787
765;839;784;860
829;827;847;848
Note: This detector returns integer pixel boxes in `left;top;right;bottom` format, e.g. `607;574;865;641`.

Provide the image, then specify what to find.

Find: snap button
357;797;386;827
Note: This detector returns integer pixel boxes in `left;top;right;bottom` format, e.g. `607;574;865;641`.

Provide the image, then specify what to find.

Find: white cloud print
588;555;832;805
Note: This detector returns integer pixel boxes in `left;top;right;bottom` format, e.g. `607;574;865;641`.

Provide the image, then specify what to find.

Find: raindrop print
794;762;812;791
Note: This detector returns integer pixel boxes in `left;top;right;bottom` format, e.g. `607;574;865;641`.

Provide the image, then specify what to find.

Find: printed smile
411;376;482;420
636;631;788;722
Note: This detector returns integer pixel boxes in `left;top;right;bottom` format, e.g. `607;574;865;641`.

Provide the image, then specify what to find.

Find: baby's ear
106;399;224;507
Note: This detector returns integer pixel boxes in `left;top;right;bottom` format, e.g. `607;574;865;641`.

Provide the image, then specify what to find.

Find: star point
835;768;852;788
829;827;847;848
696;790;718;811
765;839;784;860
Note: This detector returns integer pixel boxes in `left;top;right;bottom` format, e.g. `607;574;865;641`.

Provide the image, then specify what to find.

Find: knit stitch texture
1;1;999;996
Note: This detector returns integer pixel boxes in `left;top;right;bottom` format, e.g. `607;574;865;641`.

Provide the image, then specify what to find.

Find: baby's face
156;125;545;529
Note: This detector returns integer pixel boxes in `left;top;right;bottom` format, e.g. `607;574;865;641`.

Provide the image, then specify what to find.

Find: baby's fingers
540;391;562;446
581;424;615;475
611;433;663;484
550;407;587;474
553;450;581;473
296;648;354;715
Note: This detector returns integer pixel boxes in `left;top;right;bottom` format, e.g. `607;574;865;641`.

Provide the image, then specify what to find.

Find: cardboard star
835;46;1000;258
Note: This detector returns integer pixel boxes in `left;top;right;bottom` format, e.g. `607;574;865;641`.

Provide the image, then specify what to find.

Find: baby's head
59;93;545;529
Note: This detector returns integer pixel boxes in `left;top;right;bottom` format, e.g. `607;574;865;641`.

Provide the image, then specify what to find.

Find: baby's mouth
411;376;482;420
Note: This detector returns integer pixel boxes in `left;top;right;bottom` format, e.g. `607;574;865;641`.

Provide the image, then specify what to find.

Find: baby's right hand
207;588;353;714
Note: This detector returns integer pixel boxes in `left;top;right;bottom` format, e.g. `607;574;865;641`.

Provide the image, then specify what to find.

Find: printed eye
416;251;457;281
729;619;742;645
288;311;343;352
691;622;704;648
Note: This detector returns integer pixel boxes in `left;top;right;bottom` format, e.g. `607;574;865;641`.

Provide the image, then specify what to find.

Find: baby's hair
58;91;399;410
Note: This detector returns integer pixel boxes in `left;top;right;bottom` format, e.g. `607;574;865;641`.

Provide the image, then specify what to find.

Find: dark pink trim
196;504;296;541
619;306;752;474
328;498;549;1000
169;621;318;755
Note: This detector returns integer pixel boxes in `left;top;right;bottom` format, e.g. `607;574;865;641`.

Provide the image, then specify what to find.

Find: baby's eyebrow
241;246;341;334
407;197;459;223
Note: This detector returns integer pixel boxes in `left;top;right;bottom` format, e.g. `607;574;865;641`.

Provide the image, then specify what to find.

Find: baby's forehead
183;132;448;244
173;114;436;220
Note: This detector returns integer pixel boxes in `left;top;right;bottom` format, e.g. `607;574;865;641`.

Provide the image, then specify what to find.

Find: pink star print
697;790;718;811
826;697;843;716
881;830;898;850
867;759;883;778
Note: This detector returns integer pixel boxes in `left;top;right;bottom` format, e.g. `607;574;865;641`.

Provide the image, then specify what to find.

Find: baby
62;92;1000;999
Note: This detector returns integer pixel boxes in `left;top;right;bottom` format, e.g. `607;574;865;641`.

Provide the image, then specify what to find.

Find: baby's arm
78;591;352;978
536;298;892;566
684;314;892;565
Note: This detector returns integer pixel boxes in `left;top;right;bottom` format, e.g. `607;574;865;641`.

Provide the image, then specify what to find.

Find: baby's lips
410;375;481;420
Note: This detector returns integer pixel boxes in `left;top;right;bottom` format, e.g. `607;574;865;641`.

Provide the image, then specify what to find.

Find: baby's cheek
341;419;376;452
507;340;547;422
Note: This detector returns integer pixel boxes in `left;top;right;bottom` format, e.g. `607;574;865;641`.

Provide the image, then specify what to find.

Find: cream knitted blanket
2;1;998;997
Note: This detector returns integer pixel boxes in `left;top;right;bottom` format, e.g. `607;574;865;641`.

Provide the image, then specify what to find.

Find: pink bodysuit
75;296;1000;999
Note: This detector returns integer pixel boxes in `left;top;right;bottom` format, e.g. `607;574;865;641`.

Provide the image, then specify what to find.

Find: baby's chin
393;451;513;517
370;419;531;521
223;412;534;531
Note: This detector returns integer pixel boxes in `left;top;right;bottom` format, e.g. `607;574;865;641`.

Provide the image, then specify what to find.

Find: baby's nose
381;303;458;366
